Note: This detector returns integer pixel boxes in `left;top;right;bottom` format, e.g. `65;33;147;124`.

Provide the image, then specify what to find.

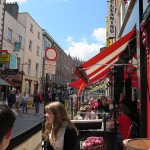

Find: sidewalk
26;103;44;115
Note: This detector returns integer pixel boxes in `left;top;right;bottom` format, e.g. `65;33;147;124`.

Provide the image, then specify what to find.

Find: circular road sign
45;48;58;61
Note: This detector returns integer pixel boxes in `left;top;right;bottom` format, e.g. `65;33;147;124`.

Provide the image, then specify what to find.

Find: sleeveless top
49;121;68;150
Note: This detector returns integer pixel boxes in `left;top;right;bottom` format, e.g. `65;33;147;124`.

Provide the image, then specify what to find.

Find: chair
123;122;138;150
127;122;138;139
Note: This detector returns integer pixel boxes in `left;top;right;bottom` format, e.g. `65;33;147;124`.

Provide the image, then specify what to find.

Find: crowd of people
1;90;139;150
73;96;110;120
7;89;43;115
73;94;136;150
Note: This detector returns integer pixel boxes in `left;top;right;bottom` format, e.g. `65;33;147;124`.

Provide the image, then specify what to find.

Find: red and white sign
45;48;58;61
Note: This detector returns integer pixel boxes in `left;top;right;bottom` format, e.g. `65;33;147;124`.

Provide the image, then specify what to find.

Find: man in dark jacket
33;91;41;115
7;90;16;108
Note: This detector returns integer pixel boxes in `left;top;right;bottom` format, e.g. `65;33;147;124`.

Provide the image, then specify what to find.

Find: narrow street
12;104;44;138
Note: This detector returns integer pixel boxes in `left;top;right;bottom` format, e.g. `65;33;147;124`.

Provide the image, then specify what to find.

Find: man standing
33;91;41;115
7;90;16;108
0;103;17;150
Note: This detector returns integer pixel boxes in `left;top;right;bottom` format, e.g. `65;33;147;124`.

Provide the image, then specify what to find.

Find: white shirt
49;122;68;150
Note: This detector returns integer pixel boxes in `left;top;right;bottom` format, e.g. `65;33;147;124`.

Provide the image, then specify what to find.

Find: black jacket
45;123;78;150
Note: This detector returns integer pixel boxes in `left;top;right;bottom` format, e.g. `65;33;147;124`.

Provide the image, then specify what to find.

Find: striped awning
75;27;136;85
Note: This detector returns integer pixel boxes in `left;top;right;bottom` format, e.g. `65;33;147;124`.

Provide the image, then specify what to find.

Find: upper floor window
29;40;32;51
18;35;22;45
27;59;31;75
30;24;33;33
38;31;40;39
8;28;12;41
37;46;40;56
35;63;39;78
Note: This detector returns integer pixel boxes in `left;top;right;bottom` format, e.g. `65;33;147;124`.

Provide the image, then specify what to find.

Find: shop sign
0;53;10;62
10;54;17;69
108;0;115;38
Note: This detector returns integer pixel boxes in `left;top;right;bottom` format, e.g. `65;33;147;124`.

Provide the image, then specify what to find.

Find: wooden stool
123;139;132;150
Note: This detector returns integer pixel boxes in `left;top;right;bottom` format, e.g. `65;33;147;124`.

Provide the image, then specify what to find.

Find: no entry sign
45;48;58;61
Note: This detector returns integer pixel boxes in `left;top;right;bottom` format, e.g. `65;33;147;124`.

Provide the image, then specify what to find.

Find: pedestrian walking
22;92;29;114
7;90;16;109
44;101;79;150
0;102;17;150
15;90;22;114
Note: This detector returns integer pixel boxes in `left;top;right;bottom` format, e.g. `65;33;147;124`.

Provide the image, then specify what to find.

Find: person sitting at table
74;108;86;120
117;104;132;150
84;105;92;120
89;97;99;113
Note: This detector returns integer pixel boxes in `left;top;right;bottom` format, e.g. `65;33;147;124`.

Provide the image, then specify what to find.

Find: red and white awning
75;27;136;85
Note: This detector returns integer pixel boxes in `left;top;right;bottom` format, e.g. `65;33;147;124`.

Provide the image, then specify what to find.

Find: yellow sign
27;97;34;108
0;54;10;62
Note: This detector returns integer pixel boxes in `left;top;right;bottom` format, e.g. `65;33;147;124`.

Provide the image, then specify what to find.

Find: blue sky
6;0;107;61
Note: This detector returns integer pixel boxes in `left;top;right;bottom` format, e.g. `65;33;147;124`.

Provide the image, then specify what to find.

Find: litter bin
125;139;150;150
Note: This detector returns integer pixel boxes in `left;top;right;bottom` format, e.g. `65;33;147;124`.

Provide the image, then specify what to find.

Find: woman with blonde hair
44;101;79;150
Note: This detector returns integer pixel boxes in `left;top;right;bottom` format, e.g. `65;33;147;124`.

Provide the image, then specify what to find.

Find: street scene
0;0;150;150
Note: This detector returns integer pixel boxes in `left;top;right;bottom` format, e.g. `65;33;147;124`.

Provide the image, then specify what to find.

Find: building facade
114;0;150;137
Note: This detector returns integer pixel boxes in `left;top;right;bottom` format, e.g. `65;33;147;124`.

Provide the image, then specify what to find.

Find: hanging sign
108;0;115;38
45;48;58;61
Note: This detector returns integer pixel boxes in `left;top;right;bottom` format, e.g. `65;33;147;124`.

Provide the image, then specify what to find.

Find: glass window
19;35;22;46
17;57;21;70
38;31;40;39
37;46;39;56
30;24;33;32
35;63;39;77
29;40;32;51
27;59;31;75
8;28;12;41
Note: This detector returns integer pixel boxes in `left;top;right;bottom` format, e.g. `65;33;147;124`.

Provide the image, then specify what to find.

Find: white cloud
92;28;106;43
6;0;28;3
65;27;106;61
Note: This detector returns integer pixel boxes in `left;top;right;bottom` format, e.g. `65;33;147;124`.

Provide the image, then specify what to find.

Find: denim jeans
22;102;27;113
35;102;40;114
117;132;123;150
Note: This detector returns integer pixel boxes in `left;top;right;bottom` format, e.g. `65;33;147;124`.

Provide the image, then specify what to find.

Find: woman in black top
44;102;79;150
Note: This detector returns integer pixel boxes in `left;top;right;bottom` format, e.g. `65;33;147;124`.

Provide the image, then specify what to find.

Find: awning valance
0;78;10;86
69;79;83;89
75;27;136;85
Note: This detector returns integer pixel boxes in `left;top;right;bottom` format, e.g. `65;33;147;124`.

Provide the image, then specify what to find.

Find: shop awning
69;79;83;89
75;27;136;85
0;78;10;86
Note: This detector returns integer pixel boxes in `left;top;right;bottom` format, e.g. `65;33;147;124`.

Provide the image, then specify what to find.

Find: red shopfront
7;73;23;91
141;3;150;137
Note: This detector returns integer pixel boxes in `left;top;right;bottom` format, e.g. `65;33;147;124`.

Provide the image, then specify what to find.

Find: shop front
140;2;150;137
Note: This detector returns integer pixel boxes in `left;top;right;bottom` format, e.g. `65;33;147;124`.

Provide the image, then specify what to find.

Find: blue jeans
117;132;123;149
35;102;40;114
22;102;27;113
